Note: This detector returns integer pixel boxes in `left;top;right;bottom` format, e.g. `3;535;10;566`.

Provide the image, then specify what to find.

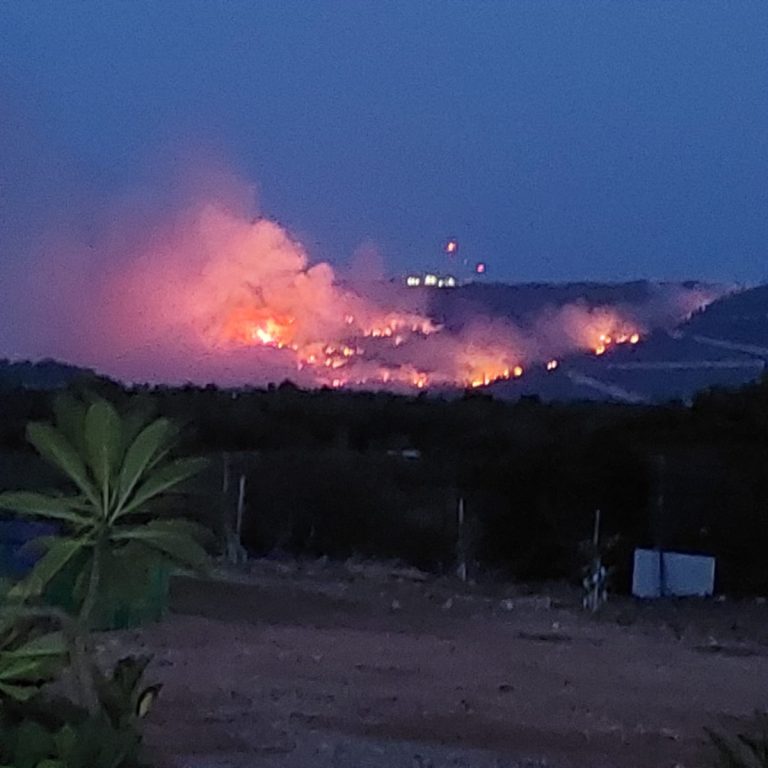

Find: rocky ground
108;558;768;768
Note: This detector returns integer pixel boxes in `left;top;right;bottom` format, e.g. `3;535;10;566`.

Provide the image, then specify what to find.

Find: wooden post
652;454;666;597
593;508;601;550
457;496;467;583
223;456;247;566
222;453;230;494
236;474;246;546
584;509;605;612
220;453;231;559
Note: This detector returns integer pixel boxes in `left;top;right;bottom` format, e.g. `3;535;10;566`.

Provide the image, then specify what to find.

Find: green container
45;551;171;631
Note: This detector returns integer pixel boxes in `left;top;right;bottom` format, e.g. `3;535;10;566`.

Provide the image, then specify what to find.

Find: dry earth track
106;560;768;768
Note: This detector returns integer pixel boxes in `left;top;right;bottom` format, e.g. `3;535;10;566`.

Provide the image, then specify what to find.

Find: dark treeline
2;374;768;594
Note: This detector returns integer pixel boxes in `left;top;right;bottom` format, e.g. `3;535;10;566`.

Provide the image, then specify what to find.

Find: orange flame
107;200;650;391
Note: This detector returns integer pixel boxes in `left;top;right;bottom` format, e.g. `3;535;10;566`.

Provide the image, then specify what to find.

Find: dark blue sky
2;1;767;282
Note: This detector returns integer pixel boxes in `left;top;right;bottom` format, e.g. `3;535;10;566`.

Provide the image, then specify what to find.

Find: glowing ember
546;359;559;371
221;309;296;348
592;329;642;356
445;239;458;254
253;327;274;344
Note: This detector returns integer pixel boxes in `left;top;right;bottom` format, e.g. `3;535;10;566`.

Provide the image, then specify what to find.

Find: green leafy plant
0;717;143;768
0;655;158;768
0;598;159;768
0;395;208;766
707;715;768;767
92;656;161;730
0;394;209;627
0;606;66;703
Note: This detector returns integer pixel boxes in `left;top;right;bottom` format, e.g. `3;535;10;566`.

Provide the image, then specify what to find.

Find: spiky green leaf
85;399;123;500
117;457;207;519
19;538;87;597
0;491;91;526
0;680;39;700
13;630;67;658
0;655;52;682
26;423;99;507
111;525;208;571
115;418;176;516
144;517;214;545
121;397;158;449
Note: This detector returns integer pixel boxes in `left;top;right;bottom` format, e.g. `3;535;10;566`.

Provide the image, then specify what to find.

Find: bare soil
109;559;768;768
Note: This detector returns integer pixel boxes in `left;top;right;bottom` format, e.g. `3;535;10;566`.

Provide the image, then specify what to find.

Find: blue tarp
0;519;58;577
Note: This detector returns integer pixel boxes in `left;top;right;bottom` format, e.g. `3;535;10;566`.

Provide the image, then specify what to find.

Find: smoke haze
0;163;729;390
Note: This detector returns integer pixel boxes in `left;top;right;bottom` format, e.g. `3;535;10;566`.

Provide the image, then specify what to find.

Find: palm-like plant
0;394;209;627
0;600;66;702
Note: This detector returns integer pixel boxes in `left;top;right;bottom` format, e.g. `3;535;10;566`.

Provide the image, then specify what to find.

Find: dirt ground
109;559;768;768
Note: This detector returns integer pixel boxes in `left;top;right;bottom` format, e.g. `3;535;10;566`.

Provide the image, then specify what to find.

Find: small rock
442;597;454;611
391;599;402;611
501;598;515;611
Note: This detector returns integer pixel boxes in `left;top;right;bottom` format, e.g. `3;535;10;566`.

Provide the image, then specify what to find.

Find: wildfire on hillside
219;303;525;391
74;196;725;391
214;297;645;388
204;213;647;390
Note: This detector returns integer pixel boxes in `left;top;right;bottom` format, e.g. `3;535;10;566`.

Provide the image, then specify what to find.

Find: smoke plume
0;173;727;391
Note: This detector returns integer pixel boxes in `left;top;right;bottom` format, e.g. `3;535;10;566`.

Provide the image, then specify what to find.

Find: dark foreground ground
107;559;768;768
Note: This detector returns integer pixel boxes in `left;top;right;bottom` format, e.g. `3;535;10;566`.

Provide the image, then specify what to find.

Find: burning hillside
112;204;528;389
3;183;726;391
94;201;724;391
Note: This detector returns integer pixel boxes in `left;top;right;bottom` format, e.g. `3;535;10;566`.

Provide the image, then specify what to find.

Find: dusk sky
2;1;767;286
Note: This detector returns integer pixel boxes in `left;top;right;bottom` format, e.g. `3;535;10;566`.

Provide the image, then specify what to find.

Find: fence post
236;474;246;547
457;496;467;583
